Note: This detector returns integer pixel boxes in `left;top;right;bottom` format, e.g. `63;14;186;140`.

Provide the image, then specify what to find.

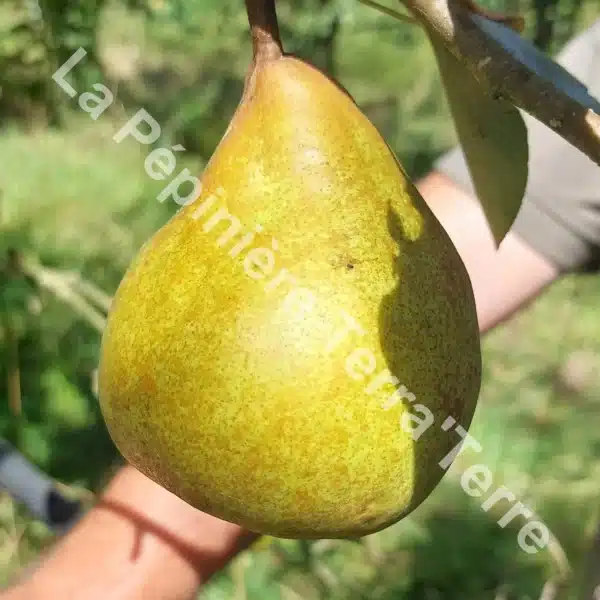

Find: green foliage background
0;0;599;598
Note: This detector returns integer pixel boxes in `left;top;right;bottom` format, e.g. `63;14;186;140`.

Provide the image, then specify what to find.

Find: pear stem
244;0;283;62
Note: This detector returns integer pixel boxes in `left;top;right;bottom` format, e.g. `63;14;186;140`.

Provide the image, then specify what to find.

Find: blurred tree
0;1;109;125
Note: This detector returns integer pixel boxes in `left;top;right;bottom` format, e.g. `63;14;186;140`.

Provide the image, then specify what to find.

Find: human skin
1;171;559;600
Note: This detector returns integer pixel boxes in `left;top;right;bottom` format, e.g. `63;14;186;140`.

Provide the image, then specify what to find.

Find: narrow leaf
431;35;529;244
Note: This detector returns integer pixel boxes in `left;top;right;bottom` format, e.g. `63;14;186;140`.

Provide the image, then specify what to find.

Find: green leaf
430;35;529;244
17;423;52;469
41;369;93;429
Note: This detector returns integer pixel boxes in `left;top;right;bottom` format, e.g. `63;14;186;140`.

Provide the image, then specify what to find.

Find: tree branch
4;323;22;417
62;272;112;313
400;0;600;166
22;263;107;334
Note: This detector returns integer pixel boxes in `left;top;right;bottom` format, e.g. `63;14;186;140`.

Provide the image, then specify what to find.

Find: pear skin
98;52;481;538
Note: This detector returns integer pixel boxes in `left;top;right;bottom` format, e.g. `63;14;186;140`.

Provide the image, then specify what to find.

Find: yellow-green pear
98;0;481;538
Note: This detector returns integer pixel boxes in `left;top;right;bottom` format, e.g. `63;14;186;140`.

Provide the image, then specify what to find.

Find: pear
98;0;481;538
